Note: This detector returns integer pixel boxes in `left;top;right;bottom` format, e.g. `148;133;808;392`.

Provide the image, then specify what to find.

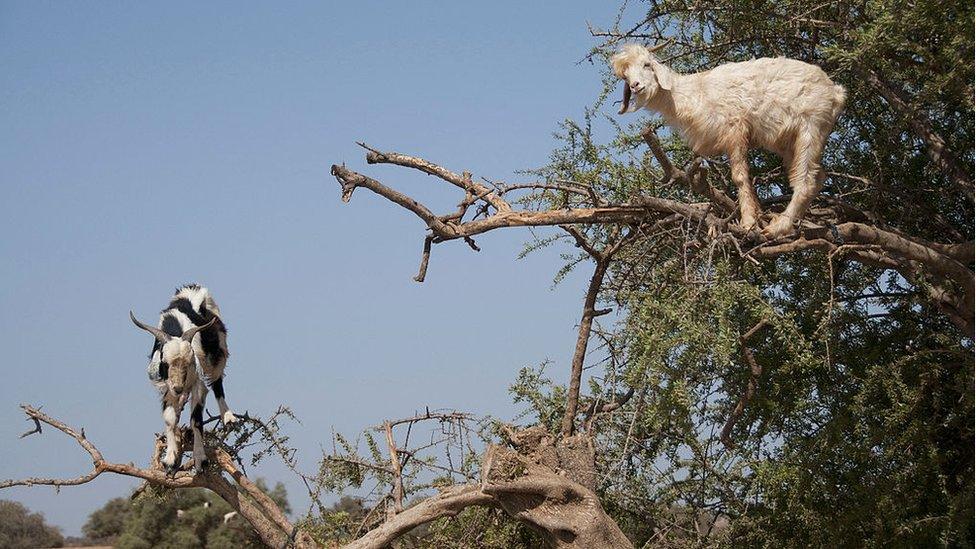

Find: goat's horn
130;311;172;343
181;316;217;343
619;84;632;115
647;40;672;53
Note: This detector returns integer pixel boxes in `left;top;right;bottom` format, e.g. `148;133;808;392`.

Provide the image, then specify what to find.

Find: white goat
612;43;846;237
131;284;237;473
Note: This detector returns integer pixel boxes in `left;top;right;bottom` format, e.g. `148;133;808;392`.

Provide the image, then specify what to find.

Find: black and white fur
131;284;236;473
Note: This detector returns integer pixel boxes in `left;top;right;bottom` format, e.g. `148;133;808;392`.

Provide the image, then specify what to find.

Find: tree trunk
482;426;632;548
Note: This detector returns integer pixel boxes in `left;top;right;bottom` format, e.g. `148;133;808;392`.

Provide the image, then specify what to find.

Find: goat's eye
643;62;652;68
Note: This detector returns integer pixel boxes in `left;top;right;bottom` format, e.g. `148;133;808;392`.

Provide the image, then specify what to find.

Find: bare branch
344;485;496;549
362;146;511;212
1;405;314;549
584;388;636;418
19;416;41;439
414;235;433;283
721;321;769;449
641;126;737;214
333;143;973;332
383;421;405;514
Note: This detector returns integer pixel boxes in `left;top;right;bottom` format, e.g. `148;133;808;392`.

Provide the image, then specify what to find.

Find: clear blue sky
0;1;629;535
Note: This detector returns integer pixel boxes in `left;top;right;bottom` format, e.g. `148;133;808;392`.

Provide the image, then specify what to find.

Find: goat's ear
651;58;673;91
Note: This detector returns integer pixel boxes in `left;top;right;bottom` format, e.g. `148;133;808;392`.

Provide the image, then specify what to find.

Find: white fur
162;405;179;469
612;44;846;236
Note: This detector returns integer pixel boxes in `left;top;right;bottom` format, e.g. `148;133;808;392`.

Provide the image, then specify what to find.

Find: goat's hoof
762;215;795;239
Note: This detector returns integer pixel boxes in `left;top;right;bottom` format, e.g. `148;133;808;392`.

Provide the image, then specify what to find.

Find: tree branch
1;404;314;549
332;143;973;334
641;127;737;214
362;145;511;213
343;485;496;549
860;68;974;202
383;421;405;514
562;257;612;438
720;321;769;449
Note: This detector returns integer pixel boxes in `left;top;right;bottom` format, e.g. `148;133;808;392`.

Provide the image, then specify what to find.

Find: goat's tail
830;84;847;122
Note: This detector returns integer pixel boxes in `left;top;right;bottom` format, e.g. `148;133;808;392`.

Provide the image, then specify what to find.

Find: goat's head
130;311;214;396
611;43;672;114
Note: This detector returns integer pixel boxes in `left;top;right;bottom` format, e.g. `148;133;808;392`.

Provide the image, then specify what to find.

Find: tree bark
483;426;632;548
561;258;611;438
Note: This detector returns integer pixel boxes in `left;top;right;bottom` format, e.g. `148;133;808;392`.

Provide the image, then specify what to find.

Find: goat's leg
766;130;826;238
212;377;238;424
729;148;762;230
189;384;209;473
161;399;182;473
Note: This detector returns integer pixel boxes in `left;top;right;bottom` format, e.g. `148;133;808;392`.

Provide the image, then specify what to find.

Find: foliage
415;507;544;548
496;0;975;546
81;496;131;545
295;496;371;546
509;362;566;433
76;478;289;549
0;500;64;549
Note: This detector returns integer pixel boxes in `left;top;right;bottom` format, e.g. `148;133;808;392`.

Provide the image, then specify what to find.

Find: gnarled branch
331;141;973;332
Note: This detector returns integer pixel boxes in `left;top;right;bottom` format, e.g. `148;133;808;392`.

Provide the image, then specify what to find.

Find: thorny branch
320;410;632;547
331;133;973;333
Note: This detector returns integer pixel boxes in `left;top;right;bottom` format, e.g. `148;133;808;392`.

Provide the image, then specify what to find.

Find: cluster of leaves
73;478;289;549
299;413;486;545
294;496;368;547
414;507;543;548
0;500;64;549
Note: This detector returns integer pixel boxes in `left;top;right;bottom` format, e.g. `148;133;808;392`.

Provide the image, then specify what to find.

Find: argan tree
3;1;972;547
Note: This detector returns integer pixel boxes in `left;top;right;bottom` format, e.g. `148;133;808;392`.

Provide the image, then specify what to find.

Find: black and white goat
130;284;237;473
